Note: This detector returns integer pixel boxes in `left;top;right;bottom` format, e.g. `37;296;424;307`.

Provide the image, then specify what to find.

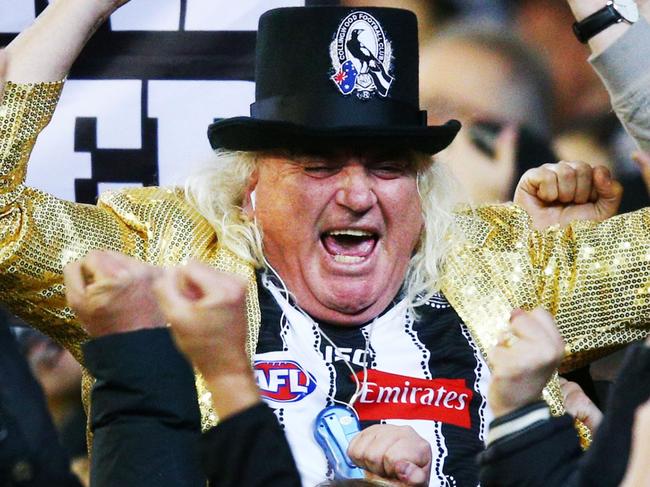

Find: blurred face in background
21;331;82;404
421;39;523;127
420;39;518;203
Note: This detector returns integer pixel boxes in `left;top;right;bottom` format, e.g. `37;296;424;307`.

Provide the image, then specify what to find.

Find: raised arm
155;261;302;487
4;0;128;82
64;251;205;486
0;0;168;360
566;0;650;152
449;203;650;366
565;0;634;56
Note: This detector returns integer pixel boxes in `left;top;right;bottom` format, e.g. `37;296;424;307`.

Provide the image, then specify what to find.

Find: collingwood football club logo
330;11;394;99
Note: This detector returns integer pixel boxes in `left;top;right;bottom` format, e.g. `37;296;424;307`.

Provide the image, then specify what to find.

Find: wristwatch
572;0;639;43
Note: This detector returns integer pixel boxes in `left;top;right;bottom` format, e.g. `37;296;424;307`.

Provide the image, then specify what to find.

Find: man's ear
243;171;259;219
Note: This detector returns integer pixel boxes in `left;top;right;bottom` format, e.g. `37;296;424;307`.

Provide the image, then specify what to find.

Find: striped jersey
254;272;492;486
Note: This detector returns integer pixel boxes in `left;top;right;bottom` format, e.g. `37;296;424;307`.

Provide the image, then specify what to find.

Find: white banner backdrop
0;0;307;202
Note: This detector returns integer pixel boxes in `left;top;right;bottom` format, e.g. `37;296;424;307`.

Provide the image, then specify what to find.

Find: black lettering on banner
0;0;323;204
74;83;158;204
148;79;255;185
34;0;47;15
179;0;187;30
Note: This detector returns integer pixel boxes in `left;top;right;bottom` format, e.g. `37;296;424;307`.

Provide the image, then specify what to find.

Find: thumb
176;260;235;302
176;265;205;301
82;250;130;283
153;268;191;321
181;260;249;304
395;460;428;486
592;166;622;218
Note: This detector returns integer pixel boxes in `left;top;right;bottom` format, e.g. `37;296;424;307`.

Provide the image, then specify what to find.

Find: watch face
613;0;640;22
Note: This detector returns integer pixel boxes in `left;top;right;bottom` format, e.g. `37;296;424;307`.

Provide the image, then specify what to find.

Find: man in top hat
1;1;648;485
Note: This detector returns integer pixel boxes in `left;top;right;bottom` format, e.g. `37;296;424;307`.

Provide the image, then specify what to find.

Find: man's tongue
322;234;375;258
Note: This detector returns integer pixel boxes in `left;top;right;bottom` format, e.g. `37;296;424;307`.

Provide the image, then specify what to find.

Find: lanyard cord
316;322;374;414
260;263;374;416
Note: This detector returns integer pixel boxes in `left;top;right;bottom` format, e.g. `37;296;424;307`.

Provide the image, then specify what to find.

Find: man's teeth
327;229;374;237
322;229;377;262
333;255;364;263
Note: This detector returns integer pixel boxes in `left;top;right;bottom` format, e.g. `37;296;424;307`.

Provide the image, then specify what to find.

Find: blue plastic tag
314;405;365;479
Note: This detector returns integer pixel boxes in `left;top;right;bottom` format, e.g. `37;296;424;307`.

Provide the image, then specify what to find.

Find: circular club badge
330;11;394;99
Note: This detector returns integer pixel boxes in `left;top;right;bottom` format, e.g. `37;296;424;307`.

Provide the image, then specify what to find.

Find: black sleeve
478;404;582;487
201;402;301;487
571;343;650;487
480;343;650;487
83;328;205;487
0;323;83;487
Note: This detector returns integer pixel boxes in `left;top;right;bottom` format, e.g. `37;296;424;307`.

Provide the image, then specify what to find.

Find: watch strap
573;4;622;43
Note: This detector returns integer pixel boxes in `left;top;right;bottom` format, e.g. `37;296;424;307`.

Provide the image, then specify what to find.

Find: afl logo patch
330;11;394;99
254;360;317;403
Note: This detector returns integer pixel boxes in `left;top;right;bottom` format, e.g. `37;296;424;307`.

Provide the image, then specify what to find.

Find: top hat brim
207;117;461;155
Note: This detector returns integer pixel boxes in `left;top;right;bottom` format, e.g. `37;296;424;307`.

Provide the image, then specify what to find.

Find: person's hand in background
488;308;566;418
559;377;603;434
64;250;164;337
154;262;258;420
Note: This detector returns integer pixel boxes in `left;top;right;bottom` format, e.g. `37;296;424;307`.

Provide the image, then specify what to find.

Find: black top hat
207;7;460;154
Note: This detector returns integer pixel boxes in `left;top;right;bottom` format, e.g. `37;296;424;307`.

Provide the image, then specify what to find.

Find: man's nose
335;166;377;213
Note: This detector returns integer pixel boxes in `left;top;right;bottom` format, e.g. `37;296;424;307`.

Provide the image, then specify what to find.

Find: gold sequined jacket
1;82;649;433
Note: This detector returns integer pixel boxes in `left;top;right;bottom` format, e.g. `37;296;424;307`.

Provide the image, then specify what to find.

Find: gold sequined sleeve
535;207;650;370
0;82;143;360
443;204;650;374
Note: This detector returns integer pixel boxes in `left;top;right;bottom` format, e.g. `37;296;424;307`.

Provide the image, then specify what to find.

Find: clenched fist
514;161;623;230
488;308;566;417
348;424;432;486
64;250;164;337
154;261;259;419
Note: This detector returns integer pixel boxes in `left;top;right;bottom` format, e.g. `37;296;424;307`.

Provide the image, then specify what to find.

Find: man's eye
373;164;407;176
304;165;339;176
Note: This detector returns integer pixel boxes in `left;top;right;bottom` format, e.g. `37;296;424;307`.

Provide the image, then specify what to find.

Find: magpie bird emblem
330;12;394;99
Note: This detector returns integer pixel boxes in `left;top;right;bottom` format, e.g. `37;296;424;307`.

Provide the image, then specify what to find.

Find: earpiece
250;189;257;211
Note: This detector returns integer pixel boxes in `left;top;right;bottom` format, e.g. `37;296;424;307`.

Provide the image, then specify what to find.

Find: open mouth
321;229;379;264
